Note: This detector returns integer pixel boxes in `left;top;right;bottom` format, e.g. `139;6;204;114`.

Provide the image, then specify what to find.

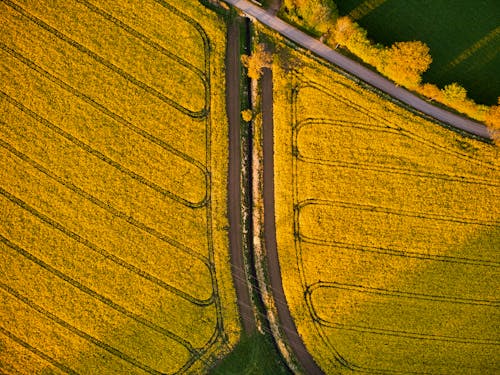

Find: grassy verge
209;332;290;374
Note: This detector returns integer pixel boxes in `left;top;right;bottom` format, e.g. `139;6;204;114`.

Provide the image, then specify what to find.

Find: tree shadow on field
307;225;500;373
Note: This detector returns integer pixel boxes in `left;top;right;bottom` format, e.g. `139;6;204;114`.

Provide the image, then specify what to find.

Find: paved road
223;0;491;139
226;17;256;335
261;68;324;374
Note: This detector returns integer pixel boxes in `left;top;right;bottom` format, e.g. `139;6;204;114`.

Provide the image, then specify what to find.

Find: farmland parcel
272;39;500;373
0;0;239;373
335;0;500;105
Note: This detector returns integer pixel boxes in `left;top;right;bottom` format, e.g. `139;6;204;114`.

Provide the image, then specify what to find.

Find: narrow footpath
224;0;491;139
226;17;256;334
262;68;324;375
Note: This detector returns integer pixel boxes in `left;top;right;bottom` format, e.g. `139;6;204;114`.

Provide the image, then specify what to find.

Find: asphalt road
226;17;256;335
224;0;491;139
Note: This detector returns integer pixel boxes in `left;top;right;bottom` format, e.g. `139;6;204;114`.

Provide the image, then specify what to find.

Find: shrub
241;44;273;80
379;41;432;88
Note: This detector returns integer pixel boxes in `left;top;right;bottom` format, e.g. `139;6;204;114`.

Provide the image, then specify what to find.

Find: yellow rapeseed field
0;0;239;373
271;34;500;373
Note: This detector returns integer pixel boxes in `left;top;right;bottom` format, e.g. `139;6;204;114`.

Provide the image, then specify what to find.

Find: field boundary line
0;283;169;375
0;187;217;307
443;26;500;72
0;235;200;353
296;198;500;227
287;74;500;371
0;326;79;375
3;0;207;118
305;281;499;307
348;0;388;20
0;137;212;271
0;0;228;371
0;43;209;182
296;156;499;187
153;0;211;75
153;1;230;368
0;91;207;208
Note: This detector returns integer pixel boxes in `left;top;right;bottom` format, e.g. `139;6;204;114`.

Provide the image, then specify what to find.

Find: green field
335;0;500;105
271;32;500;373
210;333;291;374
0;0;239;373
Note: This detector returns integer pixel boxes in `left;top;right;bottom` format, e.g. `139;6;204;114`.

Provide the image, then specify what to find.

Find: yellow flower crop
272;35;500;374
0;0;239;373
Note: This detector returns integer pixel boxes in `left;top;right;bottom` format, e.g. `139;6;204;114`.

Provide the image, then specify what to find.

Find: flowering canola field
0;0;239;373
272;44;500;373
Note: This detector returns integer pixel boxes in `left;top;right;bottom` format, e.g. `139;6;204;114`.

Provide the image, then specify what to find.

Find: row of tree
280;0;499;142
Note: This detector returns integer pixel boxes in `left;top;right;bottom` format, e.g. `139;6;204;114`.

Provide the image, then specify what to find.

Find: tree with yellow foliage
442;82;468;103
418;83;444;102
328;16;359;48
241;43;273;80
241;109;253;122
282;0;337;35
485;98;500;145
379;41;432;88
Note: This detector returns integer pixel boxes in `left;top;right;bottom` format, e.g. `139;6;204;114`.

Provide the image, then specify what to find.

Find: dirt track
226;17;256;335
226;13;323;373
261;68;324;374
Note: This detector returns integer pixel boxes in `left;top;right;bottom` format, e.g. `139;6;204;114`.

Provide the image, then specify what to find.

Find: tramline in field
272;35;500;373
0;0;239;373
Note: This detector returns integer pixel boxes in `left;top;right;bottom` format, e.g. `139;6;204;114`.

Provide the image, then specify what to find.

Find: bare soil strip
227;17;256;334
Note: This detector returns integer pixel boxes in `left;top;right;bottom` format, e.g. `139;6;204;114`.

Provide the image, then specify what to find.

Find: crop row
0;2;209;163
0;90;207;208
0;281;189;374
293;81;499;172
295;119;499;186
0;188;213;306
0;42;208;186
285;71;500;372
0;0;233;372
0;138;209;267
2;0;207;117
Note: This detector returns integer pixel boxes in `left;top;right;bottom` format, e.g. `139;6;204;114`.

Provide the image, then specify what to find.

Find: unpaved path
262;68;324;374
226;17;256;335
224;0;491;139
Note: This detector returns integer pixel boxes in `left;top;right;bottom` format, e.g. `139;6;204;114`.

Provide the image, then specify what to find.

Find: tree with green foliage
379;41;432;88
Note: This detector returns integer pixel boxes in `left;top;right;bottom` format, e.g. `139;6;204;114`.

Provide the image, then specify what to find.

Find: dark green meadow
336;0;499;105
